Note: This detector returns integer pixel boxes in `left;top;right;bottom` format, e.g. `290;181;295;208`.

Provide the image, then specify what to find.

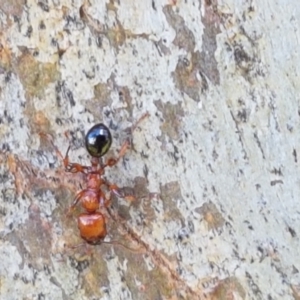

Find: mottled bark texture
0;1;300;299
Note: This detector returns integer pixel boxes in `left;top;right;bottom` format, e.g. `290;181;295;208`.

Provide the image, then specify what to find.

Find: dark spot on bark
270;180;283;186
293;148;297;163
25;26;33;38
287;226;296;238
39;21;46;30
38;1;49;12
152;0;156;10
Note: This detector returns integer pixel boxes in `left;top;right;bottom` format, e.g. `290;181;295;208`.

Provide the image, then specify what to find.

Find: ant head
85;123;112;157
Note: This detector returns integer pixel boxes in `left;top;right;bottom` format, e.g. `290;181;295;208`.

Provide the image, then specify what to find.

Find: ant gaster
54;114;148;245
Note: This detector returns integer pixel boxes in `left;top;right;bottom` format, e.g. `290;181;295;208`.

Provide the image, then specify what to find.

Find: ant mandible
54;113;148;245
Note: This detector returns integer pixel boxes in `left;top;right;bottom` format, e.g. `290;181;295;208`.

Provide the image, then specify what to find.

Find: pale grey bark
0;1;300;299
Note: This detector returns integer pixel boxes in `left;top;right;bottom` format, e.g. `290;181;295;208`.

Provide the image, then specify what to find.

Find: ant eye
85;123;112;157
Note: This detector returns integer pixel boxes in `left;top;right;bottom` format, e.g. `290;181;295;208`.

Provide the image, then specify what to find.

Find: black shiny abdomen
85;123;112;157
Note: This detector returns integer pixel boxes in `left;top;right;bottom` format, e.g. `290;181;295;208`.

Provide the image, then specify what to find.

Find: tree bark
0;1;299;299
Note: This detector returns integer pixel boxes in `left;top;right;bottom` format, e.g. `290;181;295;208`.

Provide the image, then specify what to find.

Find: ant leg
103;140;130;168
130;112;150;133
39;132;89;174
39;132;65;160
103;113;149;168
102;190;111;207
66;189;86;216
62;130;89;173
106;182;136;203
63;146;89;174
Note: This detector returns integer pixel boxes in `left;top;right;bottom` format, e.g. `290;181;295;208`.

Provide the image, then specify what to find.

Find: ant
49;113;148;245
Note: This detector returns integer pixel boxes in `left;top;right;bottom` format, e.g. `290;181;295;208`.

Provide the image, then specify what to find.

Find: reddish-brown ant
50;113;148;245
